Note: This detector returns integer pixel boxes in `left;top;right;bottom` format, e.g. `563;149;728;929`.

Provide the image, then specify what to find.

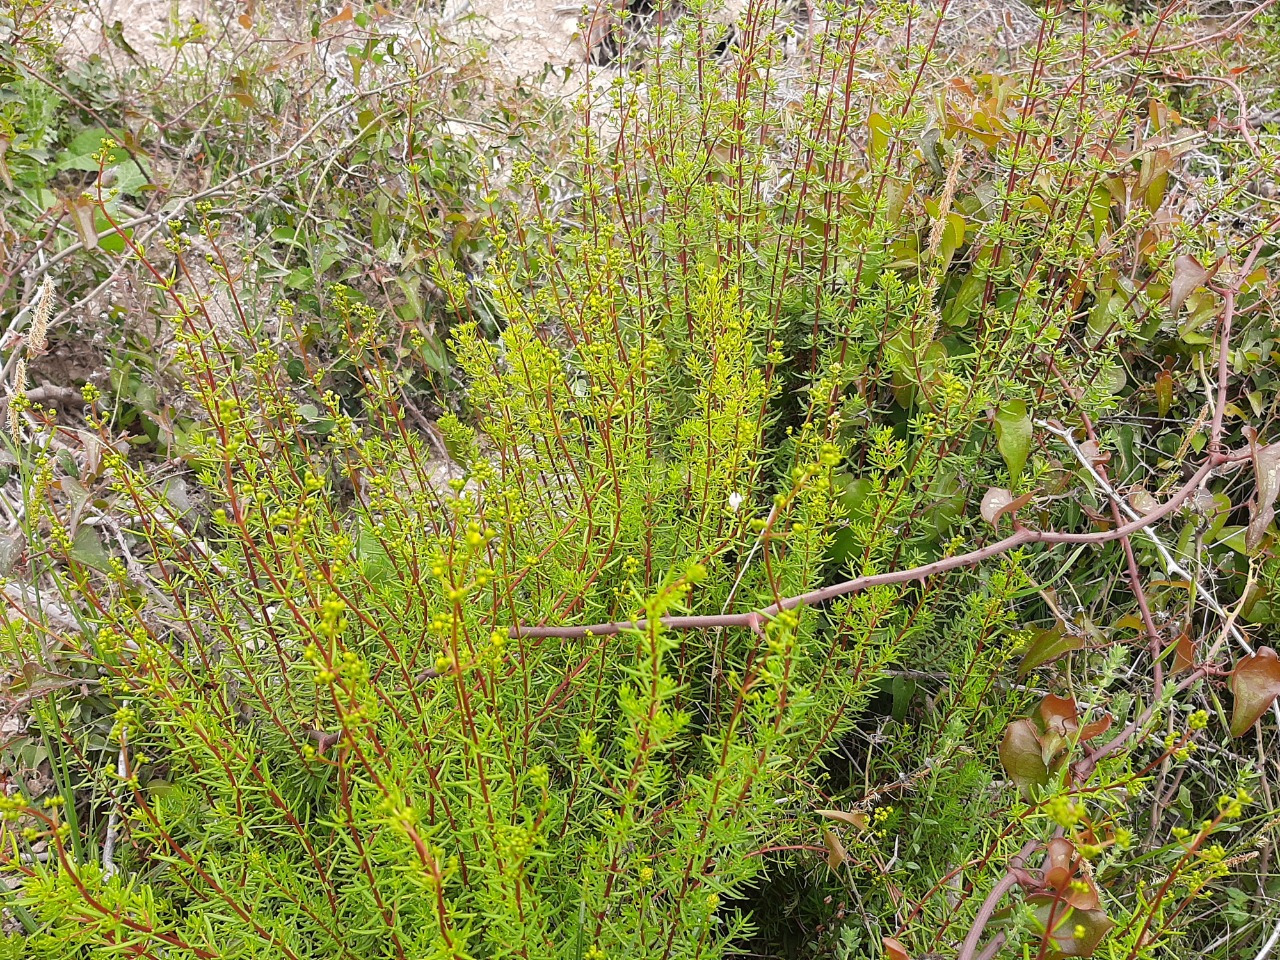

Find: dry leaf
323;4;354;25
981;487;1013;524
1171;627;1196;674
980;488;1033;526
1079;439;1110;467
1169;254;1210;321
816;809;870;830
1247;440;1280;552
1128;489;1158;515
822;827;847;870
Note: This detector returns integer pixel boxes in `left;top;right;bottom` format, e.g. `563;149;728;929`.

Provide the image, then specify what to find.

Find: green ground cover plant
2;0;1280;957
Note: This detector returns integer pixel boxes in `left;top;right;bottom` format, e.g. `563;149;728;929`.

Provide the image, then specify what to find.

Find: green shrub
2;2;1279;958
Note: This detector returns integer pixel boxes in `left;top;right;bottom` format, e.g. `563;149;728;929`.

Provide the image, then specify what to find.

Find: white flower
728;492;744;512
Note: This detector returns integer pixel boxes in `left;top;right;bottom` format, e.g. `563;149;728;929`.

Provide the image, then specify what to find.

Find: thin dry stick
101;733;128;880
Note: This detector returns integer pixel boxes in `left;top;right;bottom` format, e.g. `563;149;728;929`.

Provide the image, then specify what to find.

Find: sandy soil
445;0;586;81
60;0;220;67
61;0;607;85
60;0;1044;89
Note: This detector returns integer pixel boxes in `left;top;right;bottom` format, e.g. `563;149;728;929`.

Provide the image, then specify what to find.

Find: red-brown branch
510;453;1230;639
955;839;1042;960
1209;241;1265;451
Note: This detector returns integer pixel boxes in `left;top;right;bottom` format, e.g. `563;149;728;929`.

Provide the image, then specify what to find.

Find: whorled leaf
1229;646;1280;737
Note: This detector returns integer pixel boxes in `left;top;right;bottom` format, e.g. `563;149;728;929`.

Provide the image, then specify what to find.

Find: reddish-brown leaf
1044;836;1075;892
882;936;911;960
1038;694;1079;736
1078;713;1113;742
1229;647;1280;737
1171;627;1196;674
1042;838;1102;910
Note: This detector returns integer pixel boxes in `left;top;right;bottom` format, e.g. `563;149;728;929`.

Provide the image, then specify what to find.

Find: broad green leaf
868;112;890;159
1018;623;1084;676
1155;370;1173;417
1027;895;1114;957
999;719;1048;796
938;212;965;269
837;476;874;516
1089;187;1111;240
995;400;1032;479
69;526;111;573
355;523;395;586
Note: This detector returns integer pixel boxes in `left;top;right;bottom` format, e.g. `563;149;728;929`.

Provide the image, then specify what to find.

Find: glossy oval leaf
999;718;1049;796
1229;646;1280;737
1019;623;1085;676
995;400;1032;479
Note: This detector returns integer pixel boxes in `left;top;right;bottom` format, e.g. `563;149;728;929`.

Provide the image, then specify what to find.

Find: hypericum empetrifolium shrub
3;1;1279;958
